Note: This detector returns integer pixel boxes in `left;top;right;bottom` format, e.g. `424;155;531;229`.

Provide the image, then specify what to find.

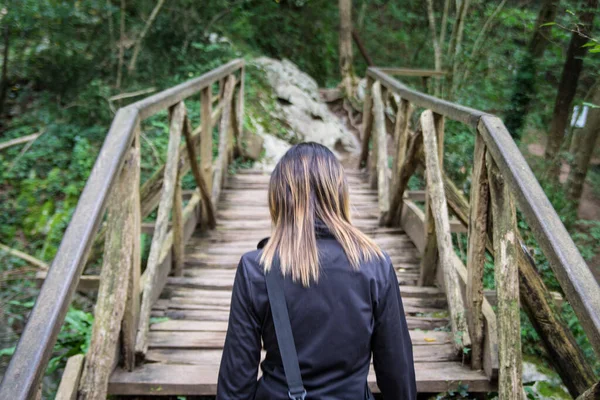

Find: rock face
252;57;360;161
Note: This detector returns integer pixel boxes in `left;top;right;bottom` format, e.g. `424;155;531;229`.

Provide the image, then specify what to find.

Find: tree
544;0;598;178
504;0;559;139
339;0;354;97
565;85;600;208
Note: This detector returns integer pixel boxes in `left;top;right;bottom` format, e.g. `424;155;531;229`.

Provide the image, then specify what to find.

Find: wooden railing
0;59;245;400
361;67;600;398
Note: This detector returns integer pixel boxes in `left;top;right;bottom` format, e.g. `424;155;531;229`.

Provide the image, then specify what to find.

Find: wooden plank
377;68;447;77
55;354;84;400
183;113;216;229
358;76;374;168
79;144;140;400
419;110;470;353
136;102;185;357
479;115;600;355
371;82;390;224
108;361;494;395
211;75;236;206
121;133;141;371
465;134;489;370
487;155;522;399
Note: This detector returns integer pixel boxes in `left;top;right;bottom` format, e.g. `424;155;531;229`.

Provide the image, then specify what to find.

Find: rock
521;358;571;400
252;57;360;155
240;131;264;161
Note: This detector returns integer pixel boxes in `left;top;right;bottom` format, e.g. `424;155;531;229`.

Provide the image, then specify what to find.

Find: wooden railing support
79;143;140;400
420;110;470;353
391;98;412;193
211;75;236;206
487;155;522;398
465;134;489;370
358;76;374;169
172;169;184;277
136;101;185;357
55;354;84;400
419;113;444;287
372;82;390;224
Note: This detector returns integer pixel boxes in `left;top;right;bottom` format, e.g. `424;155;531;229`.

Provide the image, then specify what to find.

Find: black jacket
217;225;417;399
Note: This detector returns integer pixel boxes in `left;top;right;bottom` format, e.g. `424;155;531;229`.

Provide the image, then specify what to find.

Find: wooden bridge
1;59;599;399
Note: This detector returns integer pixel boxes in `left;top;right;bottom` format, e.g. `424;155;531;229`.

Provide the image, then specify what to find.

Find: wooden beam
420;110;470;353
79;144;140;400
391;99;412;195
419;113;444;287
372;82;389;224
136;102;185;357
358;76;374;168
487;155;522;399
55;354;84;400
172;171;184;277
183;115;216;229
211;75;236;206
465;134;489;371
121;131;141;372
377;68;447;77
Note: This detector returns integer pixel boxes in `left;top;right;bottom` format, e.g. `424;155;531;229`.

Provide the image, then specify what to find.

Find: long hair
260;142;383;286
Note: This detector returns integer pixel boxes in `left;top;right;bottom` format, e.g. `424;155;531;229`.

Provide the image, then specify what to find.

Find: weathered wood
391;98;413;194
172;171;184;277
200;86;213;196
487;156;522;399
419;113;444;287
183;114;216;229
420;110;470;353
466;134;489;371
358;76;374;168
140;102;223;218
376;68;447;77
132;59;242;120
439;169;595;392
211;75;236;206
371;82;389;224
121;132;141;372
136;102;185;357
576;382;600;400
386;131;423;227
232;66;245;157
79;144;140;400
478;115;600;355
55;354;85;400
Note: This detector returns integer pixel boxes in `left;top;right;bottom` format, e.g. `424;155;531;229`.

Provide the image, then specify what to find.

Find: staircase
108;169;494;395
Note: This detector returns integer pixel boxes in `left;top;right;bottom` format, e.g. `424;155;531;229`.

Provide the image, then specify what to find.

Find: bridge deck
108;169;494;396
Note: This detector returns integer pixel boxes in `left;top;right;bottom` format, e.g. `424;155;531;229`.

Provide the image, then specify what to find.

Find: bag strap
265;258;307;400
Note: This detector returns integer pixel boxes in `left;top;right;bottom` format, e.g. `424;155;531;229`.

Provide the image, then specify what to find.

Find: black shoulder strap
265;258;306;400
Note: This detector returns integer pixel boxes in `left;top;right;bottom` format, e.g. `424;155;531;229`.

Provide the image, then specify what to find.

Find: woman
217;142;416;399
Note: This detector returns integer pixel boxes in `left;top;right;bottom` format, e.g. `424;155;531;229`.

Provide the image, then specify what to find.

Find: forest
1;0;600;398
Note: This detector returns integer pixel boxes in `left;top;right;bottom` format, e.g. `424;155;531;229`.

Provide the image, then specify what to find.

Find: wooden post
358;76;374;168
79;144;140;400
487;154;522;399
420;109;470;353
419;113;445;286
136;102;185;357
577;382;600;400
234;66;245;157
55;354;84;400
200;87;213;195
183;115;216;229
391;98;413;193
442;171;597;395
121;130;141;372
372;82;389;224
386;130;423;227
466;134;489;370
172;171;184;277
211;75;236;206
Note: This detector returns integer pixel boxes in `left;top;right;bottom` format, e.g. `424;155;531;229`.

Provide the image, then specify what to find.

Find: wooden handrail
0;59;244;400
366;67;600;362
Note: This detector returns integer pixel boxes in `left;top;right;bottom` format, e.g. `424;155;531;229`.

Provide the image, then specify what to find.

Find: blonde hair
260;142;383;287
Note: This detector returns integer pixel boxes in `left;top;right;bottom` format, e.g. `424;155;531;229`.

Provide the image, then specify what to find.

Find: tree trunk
545;0;597;178
504;0;558;138
128;0;166;72
339;0;354;97
0;26;10;116
426;0;442;97
116;0;126;88
566;85;600;208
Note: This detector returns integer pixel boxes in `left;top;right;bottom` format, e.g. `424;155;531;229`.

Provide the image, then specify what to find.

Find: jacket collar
257;220;335;249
